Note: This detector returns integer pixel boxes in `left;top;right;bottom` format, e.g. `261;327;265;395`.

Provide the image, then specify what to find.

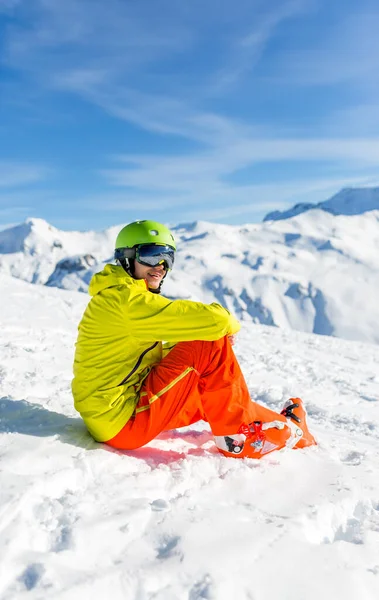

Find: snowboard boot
280;397;317;449
214;417;303;459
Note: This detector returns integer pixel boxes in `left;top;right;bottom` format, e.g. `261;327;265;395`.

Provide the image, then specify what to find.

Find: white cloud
88;171;379;220
5;0;194;79
101;138;379;198
3;0;379;226
2;0;314;145
208;0;312;94
4;0;375;147
0;161;49;188
269;9;379;86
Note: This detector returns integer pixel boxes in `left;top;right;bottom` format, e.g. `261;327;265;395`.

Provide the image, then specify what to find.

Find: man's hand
228;334;237;346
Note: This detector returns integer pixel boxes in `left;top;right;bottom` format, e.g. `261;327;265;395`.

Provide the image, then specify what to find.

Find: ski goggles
115;244;175;270
136;244;175;270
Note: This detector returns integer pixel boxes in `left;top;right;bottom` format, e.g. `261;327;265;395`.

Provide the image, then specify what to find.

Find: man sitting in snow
72;220;316;458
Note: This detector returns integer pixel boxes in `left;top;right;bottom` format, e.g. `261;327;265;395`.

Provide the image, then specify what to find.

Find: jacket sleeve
124;289;241;343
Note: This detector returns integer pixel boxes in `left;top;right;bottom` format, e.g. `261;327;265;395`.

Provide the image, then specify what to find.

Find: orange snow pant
107;336;286;451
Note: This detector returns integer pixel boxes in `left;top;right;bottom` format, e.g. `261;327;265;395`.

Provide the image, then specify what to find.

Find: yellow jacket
72;264;241;441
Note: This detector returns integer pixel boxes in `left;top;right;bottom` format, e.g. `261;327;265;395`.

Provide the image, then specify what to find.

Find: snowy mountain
1;274;379;599
0;217;116;284
264;186;379;221
45;254;98;292
1;187;379;344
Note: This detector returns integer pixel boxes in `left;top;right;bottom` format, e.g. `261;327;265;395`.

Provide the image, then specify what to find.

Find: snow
1;274;379;599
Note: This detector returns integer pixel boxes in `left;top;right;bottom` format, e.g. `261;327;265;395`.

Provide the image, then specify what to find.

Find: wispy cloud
1;171;378;230
2;0;379;228
4;0;193;81
2;0;313;143
0;161;49;188
91;171;379;220
4;1;378;133
208;0;312;94
102;138;379;196
269;9;379;87
169;172;379;222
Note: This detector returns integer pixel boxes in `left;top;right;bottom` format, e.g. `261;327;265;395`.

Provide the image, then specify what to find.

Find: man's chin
147;278;161;289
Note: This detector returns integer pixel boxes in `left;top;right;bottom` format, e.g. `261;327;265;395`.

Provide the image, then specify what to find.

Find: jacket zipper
118;342;158;386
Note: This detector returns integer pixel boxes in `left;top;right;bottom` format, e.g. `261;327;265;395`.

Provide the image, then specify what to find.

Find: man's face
133;261;166;290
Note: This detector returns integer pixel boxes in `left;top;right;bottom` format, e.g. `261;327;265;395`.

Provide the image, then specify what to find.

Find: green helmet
115;220;176;251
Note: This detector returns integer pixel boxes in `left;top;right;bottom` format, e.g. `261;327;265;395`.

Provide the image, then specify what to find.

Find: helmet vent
149;229;159;236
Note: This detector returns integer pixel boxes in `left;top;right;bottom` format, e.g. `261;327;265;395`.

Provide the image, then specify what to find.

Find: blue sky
1;0;379;231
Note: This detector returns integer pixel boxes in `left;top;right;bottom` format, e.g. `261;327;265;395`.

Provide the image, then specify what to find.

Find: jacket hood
88;264;147;296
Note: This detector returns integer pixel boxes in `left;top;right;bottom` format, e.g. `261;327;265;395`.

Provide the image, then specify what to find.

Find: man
72;219;316;458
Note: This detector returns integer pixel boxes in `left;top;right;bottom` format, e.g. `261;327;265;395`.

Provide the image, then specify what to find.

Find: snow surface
1;274;379;599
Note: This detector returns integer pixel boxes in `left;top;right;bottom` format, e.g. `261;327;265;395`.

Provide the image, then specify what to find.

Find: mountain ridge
1;188;379;344
264;186;379;222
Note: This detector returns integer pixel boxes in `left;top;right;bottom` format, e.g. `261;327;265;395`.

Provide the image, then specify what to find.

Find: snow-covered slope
1;187;379;344
45;254;99;292
1;275;379;600
166;211;379;344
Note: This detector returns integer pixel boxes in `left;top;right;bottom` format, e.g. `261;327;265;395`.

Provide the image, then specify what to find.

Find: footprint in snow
19;563;45;591
156;534;182;559
301;499;379;545
151;498;170;512
189;574;214;599
341;450;365;465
